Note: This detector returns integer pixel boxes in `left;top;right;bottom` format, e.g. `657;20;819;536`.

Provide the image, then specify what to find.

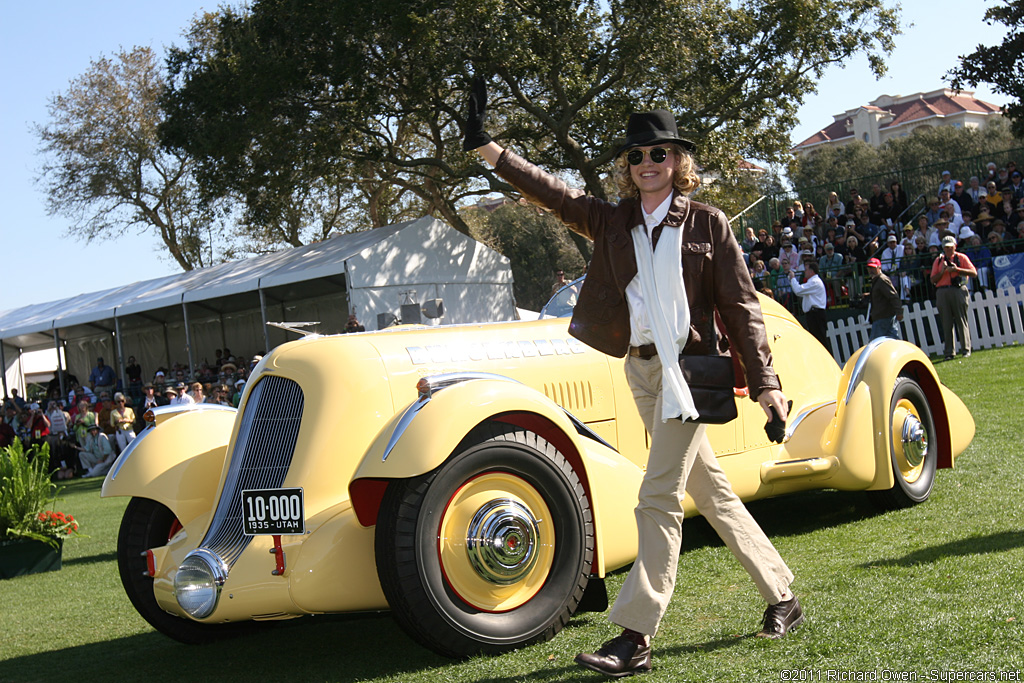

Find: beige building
792;88;1002;157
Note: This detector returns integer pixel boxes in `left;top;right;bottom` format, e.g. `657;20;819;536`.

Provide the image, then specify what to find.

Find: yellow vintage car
102;284;974;658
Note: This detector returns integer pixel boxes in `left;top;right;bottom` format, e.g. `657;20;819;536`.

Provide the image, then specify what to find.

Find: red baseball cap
866;258;882;269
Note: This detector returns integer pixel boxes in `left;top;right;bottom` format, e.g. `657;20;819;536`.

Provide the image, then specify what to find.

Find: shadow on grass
2;612;452;683
682;489;882;552
858;529;1024;567
63;550;118;566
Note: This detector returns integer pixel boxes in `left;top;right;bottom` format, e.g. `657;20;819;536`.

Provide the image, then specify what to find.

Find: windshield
539;276;585;318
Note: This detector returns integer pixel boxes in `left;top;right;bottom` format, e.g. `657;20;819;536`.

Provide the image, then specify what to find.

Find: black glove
764;400;793;444
462;76;492;151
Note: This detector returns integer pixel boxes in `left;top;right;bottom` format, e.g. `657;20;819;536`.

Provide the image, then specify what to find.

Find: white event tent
0;217;516;398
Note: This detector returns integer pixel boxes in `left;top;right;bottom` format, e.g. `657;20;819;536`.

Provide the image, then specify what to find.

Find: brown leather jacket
495;150;780;398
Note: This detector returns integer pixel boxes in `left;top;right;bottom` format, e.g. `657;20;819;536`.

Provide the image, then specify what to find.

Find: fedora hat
616;109;696;156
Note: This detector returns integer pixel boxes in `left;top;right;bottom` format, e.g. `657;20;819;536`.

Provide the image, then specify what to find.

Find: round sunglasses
626;147;670;166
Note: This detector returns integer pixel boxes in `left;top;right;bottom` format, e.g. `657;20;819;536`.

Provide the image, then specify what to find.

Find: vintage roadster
103;287;974;658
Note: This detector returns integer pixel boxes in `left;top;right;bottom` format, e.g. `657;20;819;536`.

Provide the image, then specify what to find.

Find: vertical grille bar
197;376;304;566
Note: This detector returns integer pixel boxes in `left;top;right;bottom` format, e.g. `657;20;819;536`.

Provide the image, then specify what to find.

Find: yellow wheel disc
437;472;555;612
891;397;926;483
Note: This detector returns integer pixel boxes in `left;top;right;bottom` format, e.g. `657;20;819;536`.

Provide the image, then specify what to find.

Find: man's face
871;184;881;195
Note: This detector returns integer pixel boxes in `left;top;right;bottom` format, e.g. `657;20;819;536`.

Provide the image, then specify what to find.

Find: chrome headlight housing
174;549;228;619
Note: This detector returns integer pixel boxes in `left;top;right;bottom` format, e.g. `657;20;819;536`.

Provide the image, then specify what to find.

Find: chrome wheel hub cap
901;414;927;468
465;499;540;585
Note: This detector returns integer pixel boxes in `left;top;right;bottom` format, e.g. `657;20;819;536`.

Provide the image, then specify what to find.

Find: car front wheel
871;376;938;509
374;423;594;658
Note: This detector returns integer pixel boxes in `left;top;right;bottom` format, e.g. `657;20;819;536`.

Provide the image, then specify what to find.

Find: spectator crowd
743;163;1024;340
2;347;265;479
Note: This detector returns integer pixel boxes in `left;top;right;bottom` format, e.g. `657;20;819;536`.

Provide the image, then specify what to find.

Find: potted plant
0;439;81;579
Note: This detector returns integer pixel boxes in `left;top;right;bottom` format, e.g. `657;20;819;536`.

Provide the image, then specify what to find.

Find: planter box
0;538;63;579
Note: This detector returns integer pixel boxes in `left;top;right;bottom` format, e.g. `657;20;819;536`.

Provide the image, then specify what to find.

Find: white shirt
878;244;904;273
625;193;687;347
788;273;827;312
171;393;195;406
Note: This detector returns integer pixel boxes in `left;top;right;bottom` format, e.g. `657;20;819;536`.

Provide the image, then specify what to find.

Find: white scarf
631;223;699;422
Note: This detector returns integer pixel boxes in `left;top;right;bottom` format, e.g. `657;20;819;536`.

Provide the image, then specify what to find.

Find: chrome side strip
784;400;837;442
843;337;888;406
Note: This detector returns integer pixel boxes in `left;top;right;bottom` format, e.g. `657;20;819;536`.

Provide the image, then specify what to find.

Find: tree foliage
35;46;229;271
949;0;1024;137
161;0;901;261
789;117;1024;190
463;201;586;312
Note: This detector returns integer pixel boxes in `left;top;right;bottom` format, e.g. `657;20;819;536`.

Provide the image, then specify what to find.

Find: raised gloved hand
462;76;492;151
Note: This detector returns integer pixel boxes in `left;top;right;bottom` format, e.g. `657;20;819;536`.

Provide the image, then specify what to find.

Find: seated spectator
952;181;974;217
877;234;904;274
96;392;116;437
932;218;953;245
802;201;821;231
868;183;886;222
110;392;136;453
845;187;864;216
76;424;114;478
984;183;1002;212
761;234;779;262
900;223;917;252
749;258;770;295
778;236;801;275
741;227;757;253
188;382;205;404
890;180;909;218
877;192;900;229
1007;199;1024;235
966;176;985;206
819;242;845;303
938;188;963;224
1008;170;1024;202
824;191;844;219
963;234;992;290
987;232;1007;256
232;379;246;408
170;382;194;406
800;226;819;254
937;170;955;195
925;197;944;225
983;161;998;186
988;219;1010;244
994;195;1015;224
72;399;98;445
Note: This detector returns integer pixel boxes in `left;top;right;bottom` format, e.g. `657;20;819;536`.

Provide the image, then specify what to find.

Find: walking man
866;257;903;340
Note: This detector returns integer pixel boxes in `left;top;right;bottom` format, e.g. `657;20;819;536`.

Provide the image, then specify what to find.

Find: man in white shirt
788;261;829;352
170;382;195;406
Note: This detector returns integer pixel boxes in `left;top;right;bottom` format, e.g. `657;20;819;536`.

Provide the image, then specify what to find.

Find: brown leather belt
628;344;658;359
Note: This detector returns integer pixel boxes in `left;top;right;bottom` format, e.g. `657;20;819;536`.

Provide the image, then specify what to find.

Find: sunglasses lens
626;147;669;166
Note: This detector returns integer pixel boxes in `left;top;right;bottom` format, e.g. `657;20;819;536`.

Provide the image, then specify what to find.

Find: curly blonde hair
613;143;701;200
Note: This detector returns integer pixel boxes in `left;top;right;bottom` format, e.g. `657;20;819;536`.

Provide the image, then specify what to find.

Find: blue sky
0;0;1011;314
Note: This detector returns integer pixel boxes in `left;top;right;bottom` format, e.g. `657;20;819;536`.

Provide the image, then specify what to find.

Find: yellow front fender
101;408;237;529
835;338;970;491
349;375;643;577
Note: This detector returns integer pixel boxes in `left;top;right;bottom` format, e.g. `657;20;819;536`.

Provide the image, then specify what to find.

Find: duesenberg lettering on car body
102;290;974;657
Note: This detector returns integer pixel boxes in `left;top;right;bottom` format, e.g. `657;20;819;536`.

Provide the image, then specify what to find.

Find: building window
863;133;870;142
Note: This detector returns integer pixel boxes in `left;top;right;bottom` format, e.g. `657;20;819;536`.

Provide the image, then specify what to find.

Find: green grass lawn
2;346;1022;682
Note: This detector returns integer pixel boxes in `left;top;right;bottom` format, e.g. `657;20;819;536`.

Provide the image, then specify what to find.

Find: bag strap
713;309;747;391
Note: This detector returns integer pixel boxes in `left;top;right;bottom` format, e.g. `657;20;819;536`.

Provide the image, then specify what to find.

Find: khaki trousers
608;355;794;637
936;285;971;356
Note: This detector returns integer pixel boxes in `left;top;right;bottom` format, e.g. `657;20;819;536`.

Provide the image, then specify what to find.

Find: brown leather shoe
757;596;804;638
575;632;652;678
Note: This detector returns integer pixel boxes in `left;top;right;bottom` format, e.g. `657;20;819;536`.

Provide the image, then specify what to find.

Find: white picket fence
826;284;1024;364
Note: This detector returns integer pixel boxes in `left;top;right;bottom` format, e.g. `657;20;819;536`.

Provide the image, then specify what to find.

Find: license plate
241;488;305;536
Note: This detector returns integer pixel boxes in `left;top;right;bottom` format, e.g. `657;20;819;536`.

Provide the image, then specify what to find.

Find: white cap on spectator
958;226;975;240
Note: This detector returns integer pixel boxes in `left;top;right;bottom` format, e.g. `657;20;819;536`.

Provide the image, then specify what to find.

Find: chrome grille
196;375;304;566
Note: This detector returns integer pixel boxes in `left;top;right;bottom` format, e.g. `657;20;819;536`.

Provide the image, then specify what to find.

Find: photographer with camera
930;235;978;360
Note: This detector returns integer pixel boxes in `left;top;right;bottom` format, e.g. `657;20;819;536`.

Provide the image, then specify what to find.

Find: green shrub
0;439;79;549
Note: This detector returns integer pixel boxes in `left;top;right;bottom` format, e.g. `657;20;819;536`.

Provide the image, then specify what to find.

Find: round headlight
174;549;228;619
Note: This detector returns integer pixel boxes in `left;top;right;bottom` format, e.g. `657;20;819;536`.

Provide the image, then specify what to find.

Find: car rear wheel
374;423;594;658
118;497;261;643
870;376;937;510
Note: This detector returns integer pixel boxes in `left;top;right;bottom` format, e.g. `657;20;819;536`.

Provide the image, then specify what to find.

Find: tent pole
259;288;271;355
0;341;8;398
54;330;66;400
182;302;196;380
115;317;125;394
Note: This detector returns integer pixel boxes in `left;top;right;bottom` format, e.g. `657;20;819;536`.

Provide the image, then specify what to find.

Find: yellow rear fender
835;338;963;491
101;408;237;528
348;372;644;577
